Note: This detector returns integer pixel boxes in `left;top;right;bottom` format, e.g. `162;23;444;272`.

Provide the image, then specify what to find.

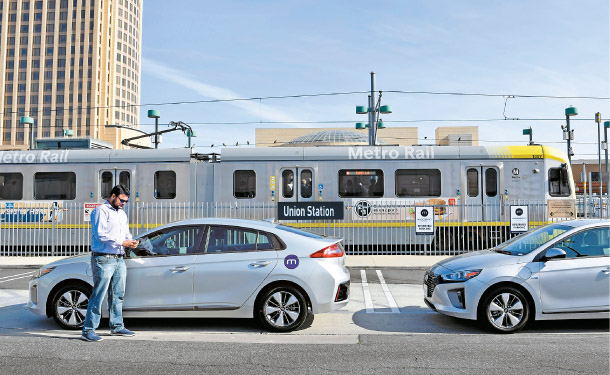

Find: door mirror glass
544;248;567;260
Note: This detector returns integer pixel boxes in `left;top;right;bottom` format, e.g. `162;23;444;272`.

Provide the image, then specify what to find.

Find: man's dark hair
110;184;130;197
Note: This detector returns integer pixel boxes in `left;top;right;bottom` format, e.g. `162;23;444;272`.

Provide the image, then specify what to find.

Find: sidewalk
0;255;449;268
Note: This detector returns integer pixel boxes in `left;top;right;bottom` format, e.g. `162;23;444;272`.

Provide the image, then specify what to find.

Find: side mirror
544;248;567;260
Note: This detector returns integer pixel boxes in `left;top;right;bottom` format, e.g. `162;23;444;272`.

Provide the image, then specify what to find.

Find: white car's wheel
51;284;91;330
257;286;308;332
479;286;530;333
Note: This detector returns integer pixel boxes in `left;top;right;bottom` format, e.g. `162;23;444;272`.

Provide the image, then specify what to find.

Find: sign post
415;206;435;235
510;205;529;234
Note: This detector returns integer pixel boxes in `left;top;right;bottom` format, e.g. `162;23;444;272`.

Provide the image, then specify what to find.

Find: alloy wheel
56;289;89;328
487;292;524;330
263;291;302;328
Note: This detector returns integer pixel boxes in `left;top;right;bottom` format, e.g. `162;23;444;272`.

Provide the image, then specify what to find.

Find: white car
29;218;350;332
424;219;609;333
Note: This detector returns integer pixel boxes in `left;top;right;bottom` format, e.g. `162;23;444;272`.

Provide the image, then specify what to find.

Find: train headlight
34;266;56;279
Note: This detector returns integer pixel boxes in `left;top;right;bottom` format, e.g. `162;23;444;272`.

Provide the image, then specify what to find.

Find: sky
137;0;610;160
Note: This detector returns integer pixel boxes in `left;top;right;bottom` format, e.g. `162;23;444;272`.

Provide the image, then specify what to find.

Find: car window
205;226;276;253
129;226;204;257
500;224;572;255
553;227;610;258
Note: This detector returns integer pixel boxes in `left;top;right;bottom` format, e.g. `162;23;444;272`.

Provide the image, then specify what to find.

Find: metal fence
0;200;582;257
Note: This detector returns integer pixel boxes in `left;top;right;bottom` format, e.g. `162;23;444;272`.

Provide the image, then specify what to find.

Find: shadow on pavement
0;302;315;339
352;305;610;334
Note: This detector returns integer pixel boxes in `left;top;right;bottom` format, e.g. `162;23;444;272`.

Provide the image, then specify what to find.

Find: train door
279;168;314;202
100;169;132;200
464;166;500;222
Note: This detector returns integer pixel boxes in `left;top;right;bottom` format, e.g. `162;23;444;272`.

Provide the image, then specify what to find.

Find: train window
282;170;294;198
0;173;23;200
234;170;256;199
467;168;479;197
119;171;130;191
34;172;76;200
549;167;570;197
100;171;113;199
485;169;498;197
338;170;383;198
395;169;441;197
154;171;176;199
301;169;313;198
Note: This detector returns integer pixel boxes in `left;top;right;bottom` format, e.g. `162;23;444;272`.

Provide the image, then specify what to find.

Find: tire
51;284;91;330
478;286;530;333
256;285;308;332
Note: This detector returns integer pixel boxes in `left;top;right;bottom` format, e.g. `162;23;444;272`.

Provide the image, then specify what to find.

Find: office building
0;0;143;149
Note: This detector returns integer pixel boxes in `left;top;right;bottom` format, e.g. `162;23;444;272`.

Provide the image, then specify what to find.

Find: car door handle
170;266;191;273
249;261;272;268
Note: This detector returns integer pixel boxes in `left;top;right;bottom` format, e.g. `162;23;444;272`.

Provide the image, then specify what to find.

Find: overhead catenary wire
0;88;608;117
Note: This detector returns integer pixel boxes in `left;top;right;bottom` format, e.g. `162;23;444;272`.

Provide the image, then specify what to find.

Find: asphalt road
0;267;608;374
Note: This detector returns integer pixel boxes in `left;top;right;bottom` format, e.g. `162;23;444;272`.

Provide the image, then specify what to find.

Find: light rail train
0;145;575;254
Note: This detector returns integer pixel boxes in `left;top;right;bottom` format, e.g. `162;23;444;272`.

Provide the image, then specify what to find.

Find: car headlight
34;266;56;279
440;269;481;283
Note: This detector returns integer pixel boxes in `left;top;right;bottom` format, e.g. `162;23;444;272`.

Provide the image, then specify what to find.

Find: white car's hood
42;254;90;268
434;250;520;272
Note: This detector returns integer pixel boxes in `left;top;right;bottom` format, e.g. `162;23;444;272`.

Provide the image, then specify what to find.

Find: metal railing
0;200;579;256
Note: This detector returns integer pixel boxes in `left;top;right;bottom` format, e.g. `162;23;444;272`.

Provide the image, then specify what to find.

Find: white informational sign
84;203;102;222
510;205;529;233
415;206;435;235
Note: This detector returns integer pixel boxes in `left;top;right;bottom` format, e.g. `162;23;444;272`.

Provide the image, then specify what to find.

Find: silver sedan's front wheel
257;286;308;332
479;287;530;333
51;285;91;330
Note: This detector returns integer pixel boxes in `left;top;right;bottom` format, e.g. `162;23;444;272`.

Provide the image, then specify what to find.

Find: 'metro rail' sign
278;202;344;221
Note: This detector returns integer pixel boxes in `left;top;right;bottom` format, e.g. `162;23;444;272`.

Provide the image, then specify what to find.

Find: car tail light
310;243;344;258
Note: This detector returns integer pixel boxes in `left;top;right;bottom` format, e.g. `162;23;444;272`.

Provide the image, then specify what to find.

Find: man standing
81;184;139;342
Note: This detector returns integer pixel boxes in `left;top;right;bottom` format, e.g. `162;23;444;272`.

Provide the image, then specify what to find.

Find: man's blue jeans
82;255;126;334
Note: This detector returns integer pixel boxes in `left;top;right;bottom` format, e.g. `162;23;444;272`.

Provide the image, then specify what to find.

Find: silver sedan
29;218;350;332
424;219;609;333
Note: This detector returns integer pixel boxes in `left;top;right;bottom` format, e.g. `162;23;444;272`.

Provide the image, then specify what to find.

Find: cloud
141;58;303;125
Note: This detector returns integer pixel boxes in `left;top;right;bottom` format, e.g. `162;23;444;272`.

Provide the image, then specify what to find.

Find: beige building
256;126;477;147
435;126;479;146
0;0;143;150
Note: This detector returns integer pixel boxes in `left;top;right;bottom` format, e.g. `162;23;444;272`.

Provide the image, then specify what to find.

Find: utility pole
356;72;392;145
595;113;602;205
564;107;577;164
148;110;161;149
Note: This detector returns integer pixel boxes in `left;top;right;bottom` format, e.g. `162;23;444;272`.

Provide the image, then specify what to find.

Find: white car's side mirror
544;248;567;260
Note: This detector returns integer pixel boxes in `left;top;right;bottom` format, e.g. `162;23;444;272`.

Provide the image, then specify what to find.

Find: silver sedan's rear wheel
257;286;308;332
51;284;91;330
479;286;530;333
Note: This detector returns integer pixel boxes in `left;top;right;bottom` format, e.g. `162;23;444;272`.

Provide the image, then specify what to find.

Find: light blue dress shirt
90;201;133;255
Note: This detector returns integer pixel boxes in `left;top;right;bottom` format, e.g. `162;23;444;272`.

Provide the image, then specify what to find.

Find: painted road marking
360;270;374;313
0;272;35;284
0;271;35;280
376;270;400;313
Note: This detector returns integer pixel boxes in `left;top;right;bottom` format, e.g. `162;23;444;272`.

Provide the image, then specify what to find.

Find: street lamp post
595;113;602;200
21;116;34;150
148;109;161;149
564;106;577;163
604;121;610;200
356;72;392;145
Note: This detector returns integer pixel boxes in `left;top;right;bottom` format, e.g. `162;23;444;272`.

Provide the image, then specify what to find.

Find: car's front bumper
423;278;486;320
27;278;45;316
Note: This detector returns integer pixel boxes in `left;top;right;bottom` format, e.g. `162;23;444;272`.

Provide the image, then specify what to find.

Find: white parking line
0;273;35;284
0;271;35;280
360;270;374;313
376;270;400;313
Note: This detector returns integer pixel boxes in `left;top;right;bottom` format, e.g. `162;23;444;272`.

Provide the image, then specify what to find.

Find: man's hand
122;239;139;248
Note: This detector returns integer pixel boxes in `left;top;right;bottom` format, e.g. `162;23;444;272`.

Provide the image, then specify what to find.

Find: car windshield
275;225;326;239
496;223;573;255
